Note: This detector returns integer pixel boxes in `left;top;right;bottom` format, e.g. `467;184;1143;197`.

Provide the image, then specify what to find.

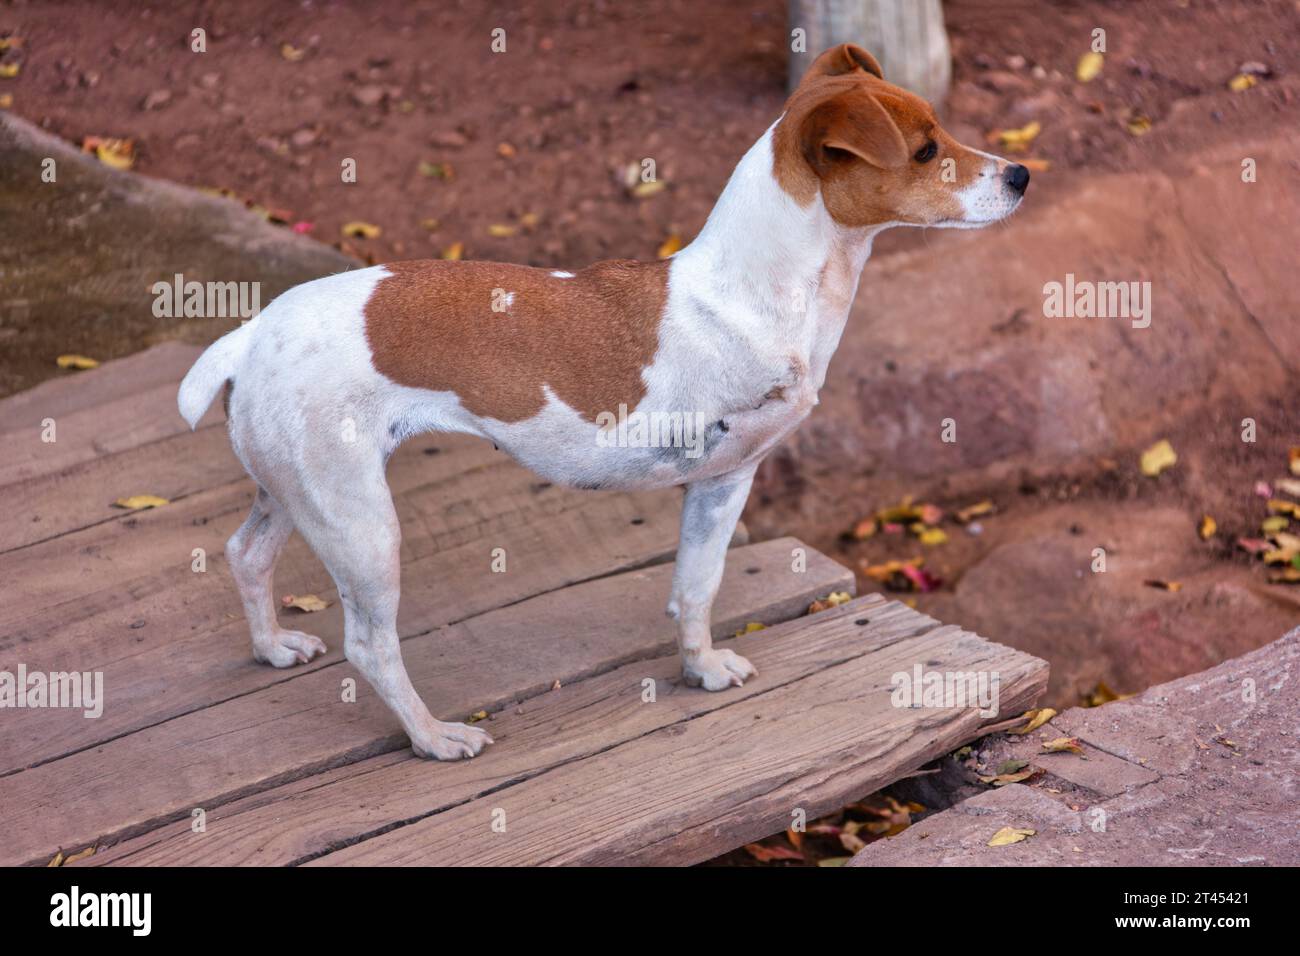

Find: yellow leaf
63;845;96;864
955;500;994;523
1261;516;1289;534
466;709;489;723
817;856;850;867
487;223;517;237
1042;736;1084;754
441;241;464;261
1289;447;1300;476
1227;73;1257;92
282;593;330;612
0;93;12;109
917;527;948;546
519;212;540;229
733;621;766;637
113;494;170;510
1199;514;1217;540
1267;499;1299;516
1019;157;1051;172
56;353;99;370
341;221;381;239
988;121;1041;152
1140;438;1176;477
87;137;136;170
0;37;21;51
280;43;305;62
631;180;666;198
657;233;683;259
47;850;64;867
807;590;852;614
1007;707;1057;735
1075;51;1104;83
1144;579;1182;592
988;826;1035;847
1126;113;1152;136
0;62;20;78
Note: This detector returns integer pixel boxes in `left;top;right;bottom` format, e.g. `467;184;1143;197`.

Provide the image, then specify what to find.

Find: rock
141;89;172;111
429;129;468;148
350;84;385;107
290;127;318;148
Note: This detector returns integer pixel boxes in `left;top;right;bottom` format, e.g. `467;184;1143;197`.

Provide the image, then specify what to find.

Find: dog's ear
800;90;908;174
803;43;885;82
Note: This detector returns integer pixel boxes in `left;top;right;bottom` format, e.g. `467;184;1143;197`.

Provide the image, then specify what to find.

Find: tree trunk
788;0;952;104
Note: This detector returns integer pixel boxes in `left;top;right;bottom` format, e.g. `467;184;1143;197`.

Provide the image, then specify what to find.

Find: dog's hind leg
278;450;493;760
228;487;327;667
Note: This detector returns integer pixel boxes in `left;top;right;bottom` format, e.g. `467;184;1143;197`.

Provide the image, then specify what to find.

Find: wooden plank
0;379;228;487
308;601;1046;866
91;588;890;868
0;469;684;773
2;538;854;866
0;342;202;429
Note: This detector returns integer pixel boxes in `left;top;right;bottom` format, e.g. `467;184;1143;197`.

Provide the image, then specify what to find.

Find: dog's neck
677;122;883;389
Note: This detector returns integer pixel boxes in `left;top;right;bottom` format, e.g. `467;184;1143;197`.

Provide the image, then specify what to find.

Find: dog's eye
914;141;938;163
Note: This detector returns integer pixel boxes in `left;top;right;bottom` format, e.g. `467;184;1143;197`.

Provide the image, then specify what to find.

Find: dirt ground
3;2;1299;864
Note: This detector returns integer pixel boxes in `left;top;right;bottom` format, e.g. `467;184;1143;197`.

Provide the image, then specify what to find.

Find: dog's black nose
1004;163;1030;194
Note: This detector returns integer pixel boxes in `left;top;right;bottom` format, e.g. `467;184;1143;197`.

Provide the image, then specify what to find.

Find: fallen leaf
1290;447;1300;476
0;37;21;51
56;353;99;370
733;621;766;637
281;593;330;612
82;136;136;170
1042;736;1084;754
743;841;804;863
1269;567;1300;584
979;767;1041;787
47;850;64;867
988;120;1041;152
441;241;464;261
290;221;314;234
496;142;516;159
1007;707;1057;734
1140;438;1177;477
418;160;454;180
419;217;441;232
466;709;489;723
1198;514;1217;540
1227;73;1257;92
916;526;948;546
996;759;1028;775
341;221;381;239
280;43;305;62
0;62;20;78
1075;51;1104;82
807;590;852;614
113;494;169;510
848;516;878;540
657;233;683;259
1267;499;1300;516
1255;480;1274;498
0;93;12;109
1261;516;1289;534
631;180;666;199
487;223;517;237
1237;537;1271;556
1126;112;1152;136
1144;579;1182;592
1019;157;1051;172
1084;681;1133;707
955;500;994;523
839;831;867;853
64;845;96;865
988;826;1035;847
817;856;850;867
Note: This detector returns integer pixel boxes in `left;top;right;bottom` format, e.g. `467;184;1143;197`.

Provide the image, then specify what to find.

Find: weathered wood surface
3;346;1044;868
5;537;852;866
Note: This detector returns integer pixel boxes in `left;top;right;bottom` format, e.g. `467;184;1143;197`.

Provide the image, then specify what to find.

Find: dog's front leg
668;466;759;690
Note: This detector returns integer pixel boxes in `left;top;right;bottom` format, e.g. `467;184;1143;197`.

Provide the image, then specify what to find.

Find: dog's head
774;44;1028;229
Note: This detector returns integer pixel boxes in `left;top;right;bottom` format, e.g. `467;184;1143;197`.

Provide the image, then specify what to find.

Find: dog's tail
177;320;256;429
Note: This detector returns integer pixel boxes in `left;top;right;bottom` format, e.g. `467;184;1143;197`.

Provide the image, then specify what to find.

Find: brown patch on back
773;44;988;228
364;259;669;423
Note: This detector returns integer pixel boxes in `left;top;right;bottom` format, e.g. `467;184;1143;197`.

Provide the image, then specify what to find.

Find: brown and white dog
178;45;1028;760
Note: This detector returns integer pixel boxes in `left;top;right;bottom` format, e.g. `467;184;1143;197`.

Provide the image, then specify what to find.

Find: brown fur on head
774;43;1015;228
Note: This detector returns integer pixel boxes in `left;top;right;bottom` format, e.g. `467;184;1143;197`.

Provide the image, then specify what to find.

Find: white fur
178;120;1023;760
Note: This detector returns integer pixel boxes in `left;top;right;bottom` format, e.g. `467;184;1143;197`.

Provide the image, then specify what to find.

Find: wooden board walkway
0;345;1048;866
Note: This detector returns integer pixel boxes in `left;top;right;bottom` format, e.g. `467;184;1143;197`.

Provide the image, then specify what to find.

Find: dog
178;44;1028;760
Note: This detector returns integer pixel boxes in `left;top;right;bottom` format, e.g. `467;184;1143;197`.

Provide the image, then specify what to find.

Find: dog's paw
252;629;327;668
411;719;494;761
682;648;756;691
